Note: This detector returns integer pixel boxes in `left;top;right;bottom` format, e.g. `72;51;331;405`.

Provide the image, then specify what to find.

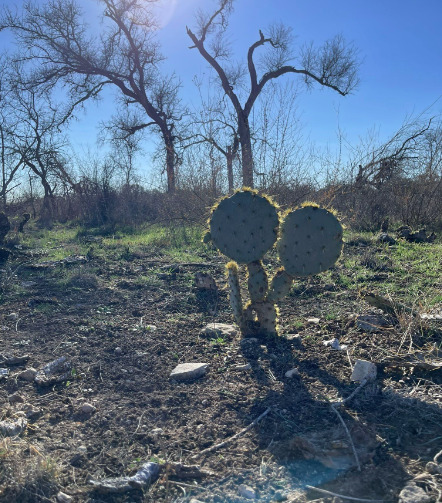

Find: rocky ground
0;232;441;502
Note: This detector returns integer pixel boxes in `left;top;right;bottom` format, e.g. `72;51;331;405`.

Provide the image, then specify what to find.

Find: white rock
239;484;257;499
170;363;208;381
6;312;19;321
201;323;237;338
323;338;347;350
56;491;73;502
351;359;377;382
150;428;164;437
233;363;251;371
17;368;38;381
285;368;300;378
80;403;96;414
307;317;320;324
285;334;302;345
0;417;27;437
399;483;432;503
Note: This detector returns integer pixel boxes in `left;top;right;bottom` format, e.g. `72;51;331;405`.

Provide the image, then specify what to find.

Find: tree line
0;0;440;230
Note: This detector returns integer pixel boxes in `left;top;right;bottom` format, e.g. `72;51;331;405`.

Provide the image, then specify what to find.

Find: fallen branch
361;292;416;317
330;405;361;471
306;485;385;502
330;378;369;472
191;407;271;459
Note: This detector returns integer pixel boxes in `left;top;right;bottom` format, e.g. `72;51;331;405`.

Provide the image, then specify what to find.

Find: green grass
340;232;442;309
11;224;442;313
17;222;210;263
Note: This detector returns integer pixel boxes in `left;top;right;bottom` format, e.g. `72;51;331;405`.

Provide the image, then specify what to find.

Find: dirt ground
0;237;441;502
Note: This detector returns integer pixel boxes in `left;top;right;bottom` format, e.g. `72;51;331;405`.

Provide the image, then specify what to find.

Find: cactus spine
208;189;343;337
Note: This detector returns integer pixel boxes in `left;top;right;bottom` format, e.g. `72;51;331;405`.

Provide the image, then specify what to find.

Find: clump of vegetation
0;440;59;503
207;189;343;336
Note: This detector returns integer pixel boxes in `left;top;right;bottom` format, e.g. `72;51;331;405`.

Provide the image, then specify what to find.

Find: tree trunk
238;117;254;188
40;179;55;226
226;145;234;193
164;131;176;193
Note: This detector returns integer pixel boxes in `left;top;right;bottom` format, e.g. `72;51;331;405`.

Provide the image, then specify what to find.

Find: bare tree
1;0;183;192
8;84;76;224
187;0;360;188
0;58;23;209
186;84;239;193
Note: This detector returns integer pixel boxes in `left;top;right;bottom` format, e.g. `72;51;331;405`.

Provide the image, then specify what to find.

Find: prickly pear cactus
207;190;343;337
210;190;279;264
278;205;343;277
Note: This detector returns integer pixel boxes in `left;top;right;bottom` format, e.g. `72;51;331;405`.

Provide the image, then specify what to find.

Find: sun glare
152;0;178;29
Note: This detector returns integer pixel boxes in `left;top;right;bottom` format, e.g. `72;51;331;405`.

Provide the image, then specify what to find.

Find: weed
210;337;227;346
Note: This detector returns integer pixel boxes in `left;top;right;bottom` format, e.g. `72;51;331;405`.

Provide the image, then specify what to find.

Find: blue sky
1;0;442;170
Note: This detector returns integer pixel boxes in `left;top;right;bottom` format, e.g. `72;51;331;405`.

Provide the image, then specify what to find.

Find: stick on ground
191;407;271;459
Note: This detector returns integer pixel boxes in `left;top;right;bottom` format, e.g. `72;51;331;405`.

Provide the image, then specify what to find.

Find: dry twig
306;484;385;502
191;407;271;459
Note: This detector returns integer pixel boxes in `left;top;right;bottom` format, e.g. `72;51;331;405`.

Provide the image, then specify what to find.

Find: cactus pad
278;206;343;277
210;191;279;263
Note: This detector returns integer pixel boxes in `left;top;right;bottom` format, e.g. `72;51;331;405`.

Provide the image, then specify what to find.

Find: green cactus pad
210;191;279;263
255;301;278;334
267;268;293;302
247;261;268;303
278;206;343;277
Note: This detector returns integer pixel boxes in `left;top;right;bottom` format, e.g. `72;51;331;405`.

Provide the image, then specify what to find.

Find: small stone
200;323;237;338
6;312;19;321
285;334;302;346
114;347;122;355
80;403;96;414
239;484;256;499
8;393;24;404
399;483;432;503
56;491;73;503
307;317;320;324
170;363;208;381
35;357;71;386
351;359;377;382
17;368;38;381
0;417;27;437
323;338;347;350
150;428;164;437
285;368;300;378
426;461;442;474
356;314;391;333
195;272;217;290
233;363;251;371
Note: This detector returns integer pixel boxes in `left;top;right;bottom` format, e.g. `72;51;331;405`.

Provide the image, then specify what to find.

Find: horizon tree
187;0;360;188
1;0;183;192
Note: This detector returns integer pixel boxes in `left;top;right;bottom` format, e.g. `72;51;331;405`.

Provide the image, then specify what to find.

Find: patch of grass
0;441;60;503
